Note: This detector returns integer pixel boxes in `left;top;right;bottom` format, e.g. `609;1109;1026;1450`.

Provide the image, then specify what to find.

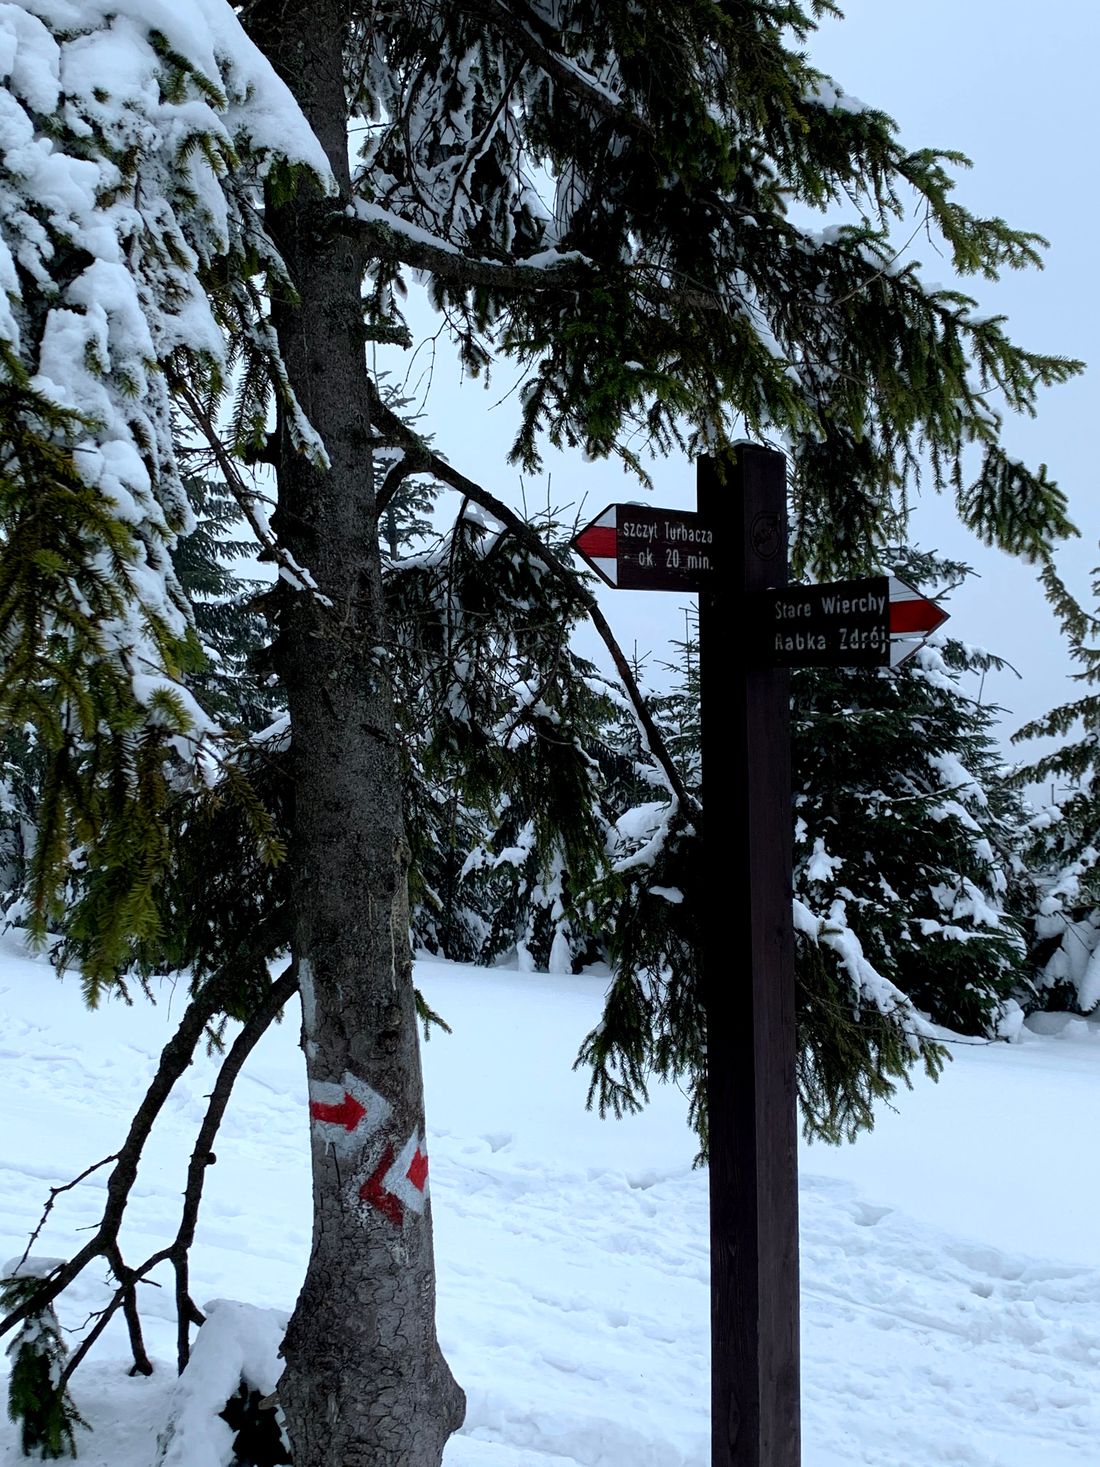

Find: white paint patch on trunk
298;956;317;1037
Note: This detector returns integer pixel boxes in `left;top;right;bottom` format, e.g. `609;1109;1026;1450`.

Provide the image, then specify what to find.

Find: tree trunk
242;4;465;1463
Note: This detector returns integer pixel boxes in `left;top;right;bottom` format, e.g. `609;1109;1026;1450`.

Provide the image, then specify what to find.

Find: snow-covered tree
597;560;1033;1146
0;2;1080;1464
792;627;1032;1139
0;1;325;981
0;464;278;946
1014;557;1100;1014
388;506;623;970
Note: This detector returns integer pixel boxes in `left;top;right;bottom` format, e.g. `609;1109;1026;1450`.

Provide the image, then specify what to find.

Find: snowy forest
0;2;1098;1466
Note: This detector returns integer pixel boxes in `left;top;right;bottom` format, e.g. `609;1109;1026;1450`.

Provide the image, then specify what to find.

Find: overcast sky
392;2;1099;762
808;0;1100;756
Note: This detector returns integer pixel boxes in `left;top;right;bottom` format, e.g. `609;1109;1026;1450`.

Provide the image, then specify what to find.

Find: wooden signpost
571;447;948;1467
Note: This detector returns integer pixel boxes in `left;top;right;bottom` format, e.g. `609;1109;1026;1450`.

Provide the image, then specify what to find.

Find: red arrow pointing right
309;1090;367;1132
888;576;949;636
889;597;949;635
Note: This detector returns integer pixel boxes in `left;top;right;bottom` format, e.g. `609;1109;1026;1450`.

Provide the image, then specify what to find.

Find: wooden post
698;446;800;1467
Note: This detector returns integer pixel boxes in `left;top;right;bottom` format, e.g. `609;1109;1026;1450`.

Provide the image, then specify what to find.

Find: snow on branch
349;200;595;287
0;2;325;737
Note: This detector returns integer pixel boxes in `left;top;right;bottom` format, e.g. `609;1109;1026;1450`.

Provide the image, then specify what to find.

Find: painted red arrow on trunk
359;1143;404;1226
406;1147;429;1192
309;1091;367;1132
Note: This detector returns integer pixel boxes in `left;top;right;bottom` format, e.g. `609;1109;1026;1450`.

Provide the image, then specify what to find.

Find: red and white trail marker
887;575;949;664
358;1130;429;1227
571;503;718;592
308;1072;391;1153
571;507;619;584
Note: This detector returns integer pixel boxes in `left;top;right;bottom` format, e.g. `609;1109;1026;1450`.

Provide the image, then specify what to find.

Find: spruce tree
605;555;1033;1145
2;1261;87;1460
1014;557;1100;1013
0;4;1081;1464
791;582;1033;1139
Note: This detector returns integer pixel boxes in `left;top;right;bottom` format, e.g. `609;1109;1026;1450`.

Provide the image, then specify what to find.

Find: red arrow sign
406;1147;429;1192
309;1091;366;1132
888;576;950;667
571;504;718;591
358;1132;430;1227
574;521;617;561
359;1143;405;1226
308;1072;391;1152
888;576;950;636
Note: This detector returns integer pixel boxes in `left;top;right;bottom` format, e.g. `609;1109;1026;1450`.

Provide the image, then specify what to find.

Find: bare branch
0;919;289;1345
172;376;325;599
11;1153;119;1275
105;1243;153;1378
376;454;417;517
0;972;232;1342
170;962;299;1373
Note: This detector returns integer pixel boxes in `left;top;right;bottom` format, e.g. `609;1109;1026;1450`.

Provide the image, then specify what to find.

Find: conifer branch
344;205;735;314
366;385;693;812
463;0;647;134
347;207;595;292
173;377;327;601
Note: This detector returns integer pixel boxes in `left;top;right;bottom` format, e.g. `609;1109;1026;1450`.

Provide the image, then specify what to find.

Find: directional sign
753;574;948;669
571;504;718;591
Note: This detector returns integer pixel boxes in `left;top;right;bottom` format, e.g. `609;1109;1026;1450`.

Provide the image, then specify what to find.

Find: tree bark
241;4;464;1463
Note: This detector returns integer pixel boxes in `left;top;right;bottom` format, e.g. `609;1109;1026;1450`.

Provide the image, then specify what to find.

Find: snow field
0;938;1097;1465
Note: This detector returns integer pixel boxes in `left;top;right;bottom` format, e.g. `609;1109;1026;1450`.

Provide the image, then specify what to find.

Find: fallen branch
169;962;300;1373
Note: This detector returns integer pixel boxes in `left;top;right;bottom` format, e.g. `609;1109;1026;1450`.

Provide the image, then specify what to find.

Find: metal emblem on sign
750;511;783;561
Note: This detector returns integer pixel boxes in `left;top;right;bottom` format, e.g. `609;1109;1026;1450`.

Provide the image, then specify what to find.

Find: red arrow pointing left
574;523;617;560
359;1143;405;1226
309;1091;366;1132
570;506;619;587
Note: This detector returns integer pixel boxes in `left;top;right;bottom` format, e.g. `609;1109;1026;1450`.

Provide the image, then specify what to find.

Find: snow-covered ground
1;933;1097;1466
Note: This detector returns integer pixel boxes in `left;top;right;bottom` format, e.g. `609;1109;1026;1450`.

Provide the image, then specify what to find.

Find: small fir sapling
2;1259;88;1460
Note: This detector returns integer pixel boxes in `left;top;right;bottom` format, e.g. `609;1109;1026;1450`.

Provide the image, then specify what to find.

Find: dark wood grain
699;447;799;1467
